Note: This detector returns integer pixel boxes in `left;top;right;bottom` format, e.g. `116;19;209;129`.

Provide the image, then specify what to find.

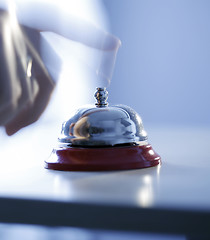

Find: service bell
45;88;161;171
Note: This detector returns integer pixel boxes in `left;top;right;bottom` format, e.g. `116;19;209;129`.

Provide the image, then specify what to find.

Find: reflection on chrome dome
59;88;147;147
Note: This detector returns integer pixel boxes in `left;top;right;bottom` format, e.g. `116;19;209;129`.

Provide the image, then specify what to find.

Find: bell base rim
45;144;161;171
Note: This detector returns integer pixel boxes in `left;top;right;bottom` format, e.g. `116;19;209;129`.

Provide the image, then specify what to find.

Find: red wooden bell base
45;144;161;171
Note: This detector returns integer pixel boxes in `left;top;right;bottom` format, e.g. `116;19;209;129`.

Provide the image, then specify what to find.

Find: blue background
103;0;210;127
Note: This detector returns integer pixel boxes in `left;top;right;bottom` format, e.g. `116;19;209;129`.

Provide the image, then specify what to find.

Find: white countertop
0;123;209;235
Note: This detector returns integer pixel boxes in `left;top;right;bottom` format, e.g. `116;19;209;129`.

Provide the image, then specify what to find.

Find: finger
14;1;121;50
0;8;57;135
22;25;62;83
0;11;40;127
0;11;22;125
5;59;55;136
5;19;61;135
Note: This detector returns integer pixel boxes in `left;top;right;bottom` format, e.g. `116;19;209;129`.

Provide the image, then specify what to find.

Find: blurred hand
0;9;57;135
0;0;120;135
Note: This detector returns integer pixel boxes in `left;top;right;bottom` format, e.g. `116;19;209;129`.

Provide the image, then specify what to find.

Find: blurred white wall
103;0;210;127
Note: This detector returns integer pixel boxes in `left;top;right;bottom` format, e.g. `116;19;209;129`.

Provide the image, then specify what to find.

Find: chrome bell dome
59;88;148;147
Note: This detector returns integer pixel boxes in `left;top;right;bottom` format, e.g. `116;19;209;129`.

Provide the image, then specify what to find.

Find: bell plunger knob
94;87;108;107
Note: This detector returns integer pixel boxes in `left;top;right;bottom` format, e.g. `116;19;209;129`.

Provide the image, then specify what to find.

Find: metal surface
94;87;109;107
59;88;148;146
